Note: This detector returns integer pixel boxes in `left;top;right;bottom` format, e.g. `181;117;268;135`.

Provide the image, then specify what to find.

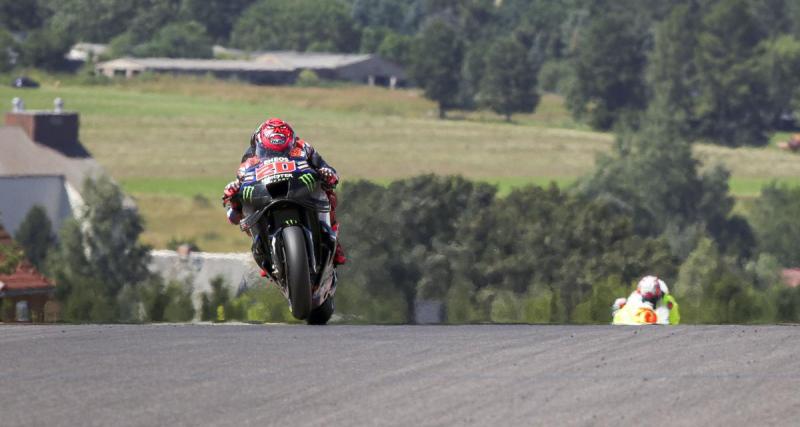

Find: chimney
5;98;82;156
11;97;24;112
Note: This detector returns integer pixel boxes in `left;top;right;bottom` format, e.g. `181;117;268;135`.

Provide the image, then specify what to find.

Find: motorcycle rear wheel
307;297;334;325
283;226;311;320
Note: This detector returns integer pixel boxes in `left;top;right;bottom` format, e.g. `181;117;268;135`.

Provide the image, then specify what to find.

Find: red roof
782;269;800;288
0;225;54;294
0;262;53;292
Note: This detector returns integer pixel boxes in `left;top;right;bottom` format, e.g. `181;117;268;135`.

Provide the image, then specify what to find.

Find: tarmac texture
2;324;799;426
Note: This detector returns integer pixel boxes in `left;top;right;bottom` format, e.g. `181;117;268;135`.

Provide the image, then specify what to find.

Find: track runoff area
2;324;799;426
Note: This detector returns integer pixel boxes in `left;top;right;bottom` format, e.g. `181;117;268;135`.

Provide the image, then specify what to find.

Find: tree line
11;130;800;324
5;0;800;141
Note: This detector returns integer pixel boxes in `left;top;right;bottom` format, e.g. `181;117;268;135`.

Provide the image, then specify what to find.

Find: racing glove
318;167;339;189
222;180;241;204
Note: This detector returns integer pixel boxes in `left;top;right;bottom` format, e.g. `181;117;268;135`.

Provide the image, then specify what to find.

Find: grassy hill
2;74;799;251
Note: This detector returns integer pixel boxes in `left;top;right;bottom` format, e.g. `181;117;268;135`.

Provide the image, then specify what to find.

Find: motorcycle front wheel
282;226;311;320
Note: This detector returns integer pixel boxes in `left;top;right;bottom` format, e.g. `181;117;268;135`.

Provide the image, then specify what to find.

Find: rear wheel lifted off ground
307;297;334;325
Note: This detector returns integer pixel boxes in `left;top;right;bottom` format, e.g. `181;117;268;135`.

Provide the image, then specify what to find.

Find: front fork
255;225;317;285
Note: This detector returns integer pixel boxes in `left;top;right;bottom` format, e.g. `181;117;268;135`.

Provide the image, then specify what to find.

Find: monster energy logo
284;219;299;226
242;186;254;202
299;173;316;192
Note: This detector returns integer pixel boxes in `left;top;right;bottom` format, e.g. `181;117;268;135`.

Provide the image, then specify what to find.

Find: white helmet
636;275;667;302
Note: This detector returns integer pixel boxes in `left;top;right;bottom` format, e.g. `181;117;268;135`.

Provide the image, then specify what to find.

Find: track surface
2;324;799;426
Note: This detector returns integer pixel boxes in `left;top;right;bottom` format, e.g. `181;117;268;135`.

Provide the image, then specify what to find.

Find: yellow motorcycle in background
612;295;680;325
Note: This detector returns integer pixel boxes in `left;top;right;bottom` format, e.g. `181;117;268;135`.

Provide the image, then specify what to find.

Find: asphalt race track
2;324;799;426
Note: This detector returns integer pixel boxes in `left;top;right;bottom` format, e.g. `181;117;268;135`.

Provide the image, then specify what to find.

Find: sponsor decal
265;174;291;185
256;159;296;181
299;173;316;192
242;186;254;202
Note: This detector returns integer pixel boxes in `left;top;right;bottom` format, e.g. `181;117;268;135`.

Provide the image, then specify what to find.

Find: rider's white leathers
612;291;671;325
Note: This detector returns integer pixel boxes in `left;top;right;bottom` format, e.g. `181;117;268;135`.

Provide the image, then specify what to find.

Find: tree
408;20;464;118
377;32;413;65
352;0;411;33
201;275;231;322
0;214;23;275
179;0;256;43
692;0;771;146
139;277;195;322
48;176;151;322
673;237;768;323
133;21;213;58
231;0;360;52
359;27;389;53
0;0;48;32
46;0;151;43
14;205;54;271
18;27;74;71
575;103;754;261
463;184;676;318
748;183;800;267
647;3;702;140
499;0;572;61
337;177;495;321
477;37;539;121
565;5;650;130
759;35;800;128
0;28;16;72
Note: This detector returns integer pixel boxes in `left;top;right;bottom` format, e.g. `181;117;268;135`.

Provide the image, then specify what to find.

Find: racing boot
334;241;346;266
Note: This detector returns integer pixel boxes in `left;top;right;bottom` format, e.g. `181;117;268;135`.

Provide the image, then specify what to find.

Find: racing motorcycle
611;295;680;325
231;157;338;324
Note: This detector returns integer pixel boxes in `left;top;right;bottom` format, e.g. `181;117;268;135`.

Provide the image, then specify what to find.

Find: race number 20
256;160;296;181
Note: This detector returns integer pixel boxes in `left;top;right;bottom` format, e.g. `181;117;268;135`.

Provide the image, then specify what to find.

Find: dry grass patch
134;194;251;252
3;75;800;252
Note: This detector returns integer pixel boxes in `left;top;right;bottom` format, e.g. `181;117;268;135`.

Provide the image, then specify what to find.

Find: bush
226;284;295;323
295;69;321;87
14;205;54;271
201;275;231;322
537;60;573;94
748;183;800;267
571;276;629;324
133;21;213;59
521;290;556;324
19;28;74;71
47;176;151;323
0;29;16;72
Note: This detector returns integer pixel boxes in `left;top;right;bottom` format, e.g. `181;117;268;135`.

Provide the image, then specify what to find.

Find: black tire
282;226;311;320
307;297;334;325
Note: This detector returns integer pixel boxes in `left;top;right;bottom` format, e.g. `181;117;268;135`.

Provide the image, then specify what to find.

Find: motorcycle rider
612;275;678;325
222;118;346;266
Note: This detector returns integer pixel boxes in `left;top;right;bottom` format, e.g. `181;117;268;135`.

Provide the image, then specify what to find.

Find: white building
0;104;102;235
95;51;407;88
66;43;109;62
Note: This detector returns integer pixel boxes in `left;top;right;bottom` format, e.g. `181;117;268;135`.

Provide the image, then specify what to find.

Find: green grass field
2;74;799;250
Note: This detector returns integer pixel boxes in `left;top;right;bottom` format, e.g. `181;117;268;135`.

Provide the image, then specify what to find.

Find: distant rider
222;118;346;266
612;275;679;325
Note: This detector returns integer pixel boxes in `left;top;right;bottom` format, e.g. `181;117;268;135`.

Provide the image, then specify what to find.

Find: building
0;100;103;236
253;51;406;87
0;225;58;322
95;51;407;88
782;269;800;288
94;57;297;85
66;43;109;62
